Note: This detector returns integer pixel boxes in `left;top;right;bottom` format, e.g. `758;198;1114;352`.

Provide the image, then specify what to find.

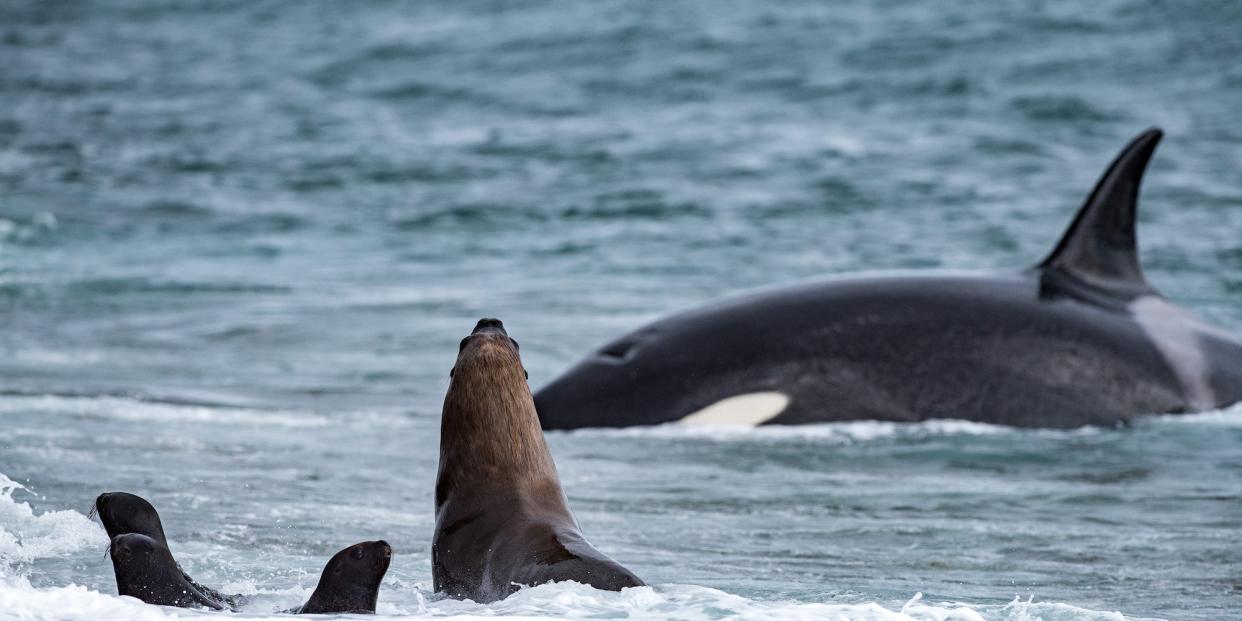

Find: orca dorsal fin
1038;128;1162;295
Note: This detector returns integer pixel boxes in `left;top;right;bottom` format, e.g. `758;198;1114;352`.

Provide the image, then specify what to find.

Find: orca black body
535;129;1242;429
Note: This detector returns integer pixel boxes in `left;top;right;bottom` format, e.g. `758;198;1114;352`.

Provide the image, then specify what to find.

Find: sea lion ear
449;367;455;378
524;369;529;380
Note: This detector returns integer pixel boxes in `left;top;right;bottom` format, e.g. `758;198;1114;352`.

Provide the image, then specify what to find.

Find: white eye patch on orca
679;392;790;427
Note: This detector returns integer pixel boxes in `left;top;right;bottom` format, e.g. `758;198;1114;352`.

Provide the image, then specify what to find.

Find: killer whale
534;129;1242;429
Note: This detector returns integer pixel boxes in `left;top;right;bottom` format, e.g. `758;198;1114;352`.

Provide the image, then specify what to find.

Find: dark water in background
1;1;1241;620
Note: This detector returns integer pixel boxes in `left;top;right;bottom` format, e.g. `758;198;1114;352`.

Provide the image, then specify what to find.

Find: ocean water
2;1;1241;620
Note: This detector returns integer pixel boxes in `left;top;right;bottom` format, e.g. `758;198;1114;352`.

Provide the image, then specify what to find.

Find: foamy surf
0;474;104;573
1146;401;1242;427
0;394;328;428
0;577;1166;621
0;576;178;621
0;470;1172;621
560;403;1242;444
563;418;1029;443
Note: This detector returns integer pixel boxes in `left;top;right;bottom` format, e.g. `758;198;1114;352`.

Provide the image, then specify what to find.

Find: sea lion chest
433;483;582;602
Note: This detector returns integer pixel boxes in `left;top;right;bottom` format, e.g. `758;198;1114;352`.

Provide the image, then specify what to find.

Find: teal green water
1;2;1240;620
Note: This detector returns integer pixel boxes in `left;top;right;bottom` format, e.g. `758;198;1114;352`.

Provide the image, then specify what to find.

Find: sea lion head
449;318;527;383
93;492;168;546
298;540;392;614
109;532;170;574
109;533;220;609
438;318;558;506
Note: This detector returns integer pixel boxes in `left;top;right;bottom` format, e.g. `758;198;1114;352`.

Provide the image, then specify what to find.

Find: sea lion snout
472;318;507;335
92;493;110;519
374;540;392;559
452;319;521;379
94;492;118;515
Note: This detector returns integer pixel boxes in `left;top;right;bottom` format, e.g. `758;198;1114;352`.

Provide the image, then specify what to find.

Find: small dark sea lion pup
97;493;391;614
108;533;225;610
289;540;392;614
433;318;644;602
107;534;391;614
93;492;243;609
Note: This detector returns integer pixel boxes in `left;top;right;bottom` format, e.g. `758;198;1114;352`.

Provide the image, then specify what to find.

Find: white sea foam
1148;401;1242;427
0;579;1166;621
0;394;329;428
0;488;1168;621
562;403;1242;443
997;595;1164;621
0;576;183;621
565;418;1018;443
0;474;106;576
445;583;982;621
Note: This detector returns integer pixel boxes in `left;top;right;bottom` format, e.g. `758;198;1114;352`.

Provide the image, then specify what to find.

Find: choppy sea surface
2;1;1241;620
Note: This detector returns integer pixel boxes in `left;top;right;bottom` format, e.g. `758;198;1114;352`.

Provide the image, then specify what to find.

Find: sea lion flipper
182;580;228;611
554;534;645;590
182;571;246;609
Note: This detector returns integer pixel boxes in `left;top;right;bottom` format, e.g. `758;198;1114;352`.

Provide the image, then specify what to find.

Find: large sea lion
433;318;644;602
290;540;392;614
92;491;242;609
108;533;225;610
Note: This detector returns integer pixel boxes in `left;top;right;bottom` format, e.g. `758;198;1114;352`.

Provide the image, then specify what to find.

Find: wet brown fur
433;321;643;602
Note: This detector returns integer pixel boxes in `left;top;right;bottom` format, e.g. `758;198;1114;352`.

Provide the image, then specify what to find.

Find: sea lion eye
351;548;366;560
459;337;470;352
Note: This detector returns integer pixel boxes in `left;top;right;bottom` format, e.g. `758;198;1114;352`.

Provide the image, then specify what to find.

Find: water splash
0;474;105;576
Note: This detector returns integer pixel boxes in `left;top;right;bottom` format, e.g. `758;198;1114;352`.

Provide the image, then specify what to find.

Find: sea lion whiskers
89;504;113;560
